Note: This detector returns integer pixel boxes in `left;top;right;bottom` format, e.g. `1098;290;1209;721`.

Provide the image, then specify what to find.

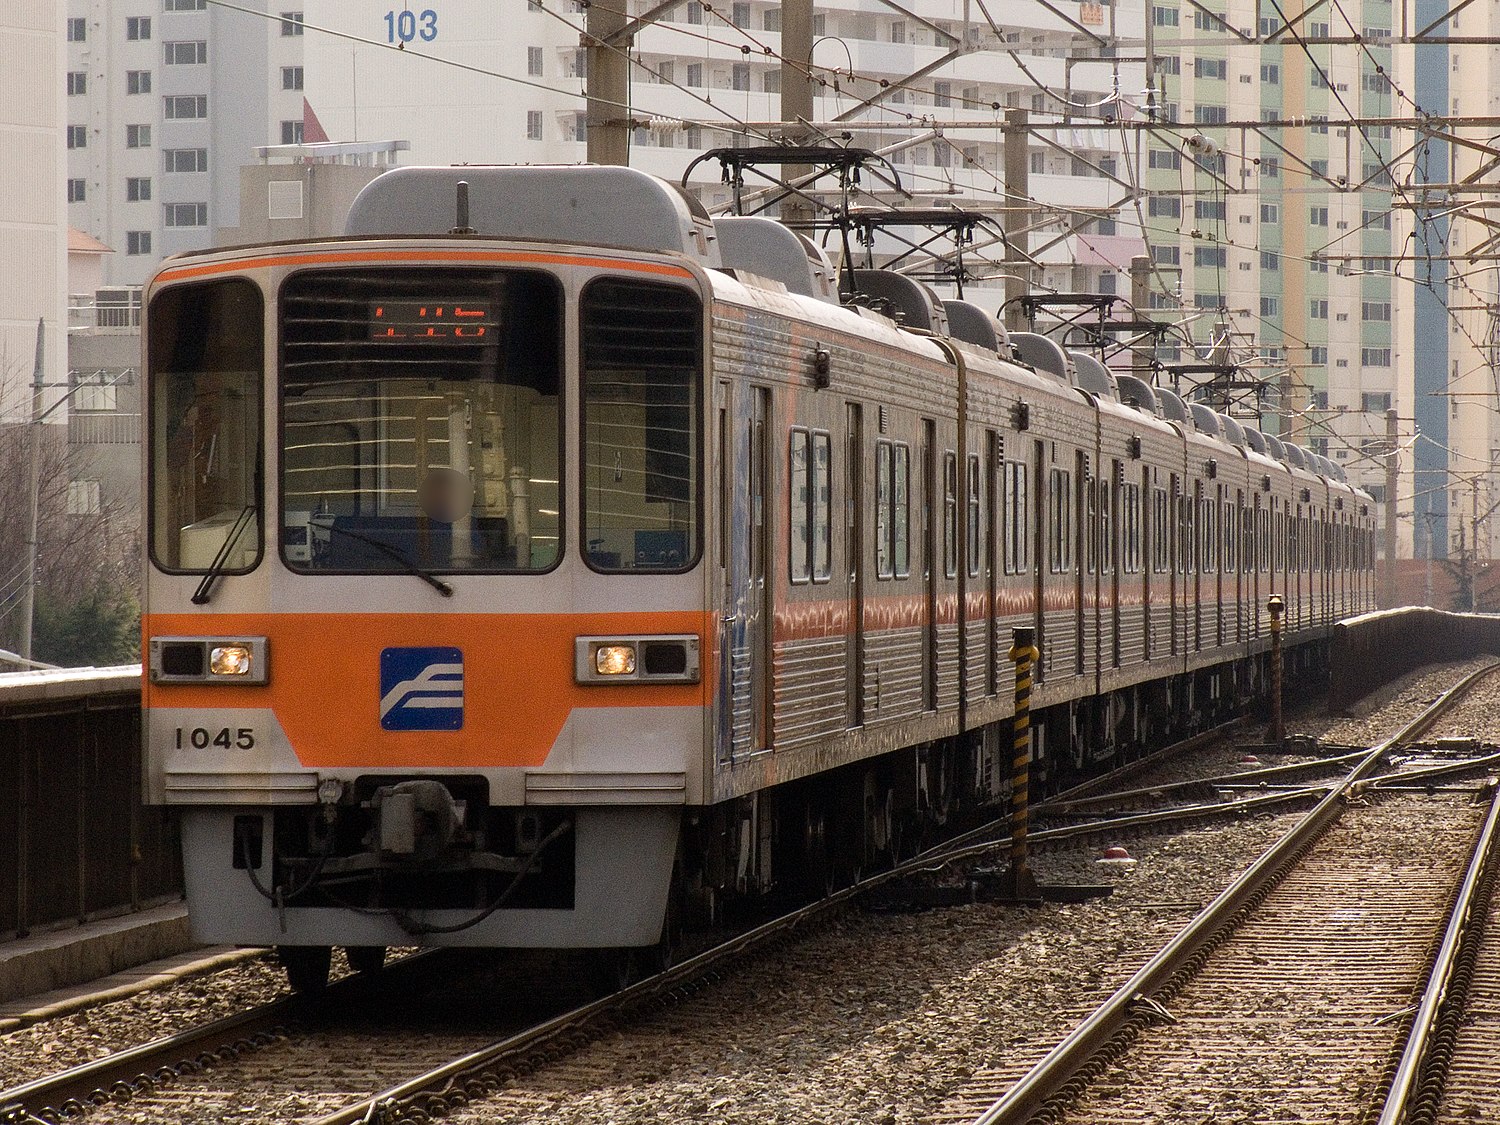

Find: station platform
0;903;262;1032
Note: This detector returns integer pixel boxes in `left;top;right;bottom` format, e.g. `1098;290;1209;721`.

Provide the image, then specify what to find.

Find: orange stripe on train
143;611;711;770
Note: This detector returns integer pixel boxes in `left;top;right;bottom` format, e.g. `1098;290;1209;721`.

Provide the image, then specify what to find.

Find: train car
140;165;1377;990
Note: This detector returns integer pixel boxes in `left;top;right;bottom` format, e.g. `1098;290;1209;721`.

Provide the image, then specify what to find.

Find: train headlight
575;635;700;684
210;644;254;677
595;644;637;676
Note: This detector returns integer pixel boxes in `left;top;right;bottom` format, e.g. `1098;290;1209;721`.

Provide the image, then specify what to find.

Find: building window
1194;246;1227;268
1260;296;1280;316
67;125;87;149
67;17;86;41
1362;392;1392;411
1148;197;1181;218
68;179;87;203
127;124;151;148
127;70;152;94
1260;203;1279;223
1310;346;1327;365
280;120;303;144
1361;348;1392;366
528;46;543;76
732;63;750;90
1362;301;1392;321
67;480;102;517
1148;148;1181;170
67;71;87;96
165;0;208;8
1310;299;1329;318
164;147;208;172
686;63;703;86
164;40;206;64
1152;6;1179;26
1310;206;1329;226
164;202;208;227
1195;199;1226;220
282;66;303;90
126;231;152;255
127;177;152;201
1260;250;1279;270
126;16;151;39
1261;157;1279;178
1194;57;1227;80
1194;104;1227;124
527;111;543;140
1153;245;1180;265
1261;63;1280;83
72;372;118;412
280;11;304;34
164;95;207;119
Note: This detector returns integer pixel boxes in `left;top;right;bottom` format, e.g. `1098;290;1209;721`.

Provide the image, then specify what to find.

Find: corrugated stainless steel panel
772;636;848;748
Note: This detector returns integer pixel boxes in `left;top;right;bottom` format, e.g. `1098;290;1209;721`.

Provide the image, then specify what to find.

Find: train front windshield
279;267;563;573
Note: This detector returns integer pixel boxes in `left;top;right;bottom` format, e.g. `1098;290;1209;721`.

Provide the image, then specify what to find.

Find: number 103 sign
384;8;438;43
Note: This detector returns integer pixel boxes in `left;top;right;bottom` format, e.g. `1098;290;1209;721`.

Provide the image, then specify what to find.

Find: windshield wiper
191;506;259;605
316;520;454;598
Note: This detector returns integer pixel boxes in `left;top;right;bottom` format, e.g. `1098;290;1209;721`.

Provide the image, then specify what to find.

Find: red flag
302;97;330;143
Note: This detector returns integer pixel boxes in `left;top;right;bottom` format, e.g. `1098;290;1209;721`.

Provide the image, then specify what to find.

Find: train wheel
278;945;332;994
345;945;386;975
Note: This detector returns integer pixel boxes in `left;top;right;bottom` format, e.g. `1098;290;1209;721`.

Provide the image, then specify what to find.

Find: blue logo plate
379;647;464;731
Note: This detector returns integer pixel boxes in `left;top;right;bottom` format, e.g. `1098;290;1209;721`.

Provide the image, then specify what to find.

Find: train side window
1099;473;1114;574
790;428;811;583
1151;487;1169;573
1048;467;1072;573
967;453;982;578
149;276;264;574
1200;497;1216;572
1223;498;1236;573
1085;477;1098;575
1002;460;1029;575
790;428;831;584
943;451;958;580
874;438;910;580
812;431;831;581
1121;482;1140;574
581;277;702;572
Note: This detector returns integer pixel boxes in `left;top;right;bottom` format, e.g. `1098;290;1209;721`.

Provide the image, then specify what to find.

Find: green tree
33;587;140;667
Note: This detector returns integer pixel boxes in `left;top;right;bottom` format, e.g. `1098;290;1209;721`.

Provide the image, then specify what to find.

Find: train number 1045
175;726;257;750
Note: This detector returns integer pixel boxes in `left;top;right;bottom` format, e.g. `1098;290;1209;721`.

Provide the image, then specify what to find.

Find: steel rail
0;953;440;1125
1375;780;1500;1125
967;659;1500;1125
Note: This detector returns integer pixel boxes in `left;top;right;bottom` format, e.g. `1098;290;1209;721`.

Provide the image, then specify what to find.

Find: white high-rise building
3;2;68;418
65;0;308;288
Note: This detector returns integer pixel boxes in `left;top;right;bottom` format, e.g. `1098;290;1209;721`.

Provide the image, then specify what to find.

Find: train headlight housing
575;635;700;684
149;636;269;685
210;644;254;677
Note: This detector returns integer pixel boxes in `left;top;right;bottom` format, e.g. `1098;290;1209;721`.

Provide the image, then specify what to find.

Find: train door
716;381;735;762
748;387;772;751
1169;473;1181;657
922;419;938;711
987;432;1001;696
845;403;864;728
1032;439;1047;681
1076;451;1089;677
1110;459;1122;667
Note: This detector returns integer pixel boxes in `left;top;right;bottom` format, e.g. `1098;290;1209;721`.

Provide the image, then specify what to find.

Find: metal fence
0;666;179;940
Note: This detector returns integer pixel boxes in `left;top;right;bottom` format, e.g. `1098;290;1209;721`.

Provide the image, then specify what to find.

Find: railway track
9;667;1495;1124
938;660;1500;1125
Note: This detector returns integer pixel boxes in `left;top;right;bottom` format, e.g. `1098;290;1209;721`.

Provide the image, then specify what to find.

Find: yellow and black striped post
1008;626;1040;897
1266;593;1285;746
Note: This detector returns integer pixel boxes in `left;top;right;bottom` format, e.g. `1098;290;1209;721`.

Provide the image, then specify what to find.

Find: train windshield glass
148;278;265;573
580;278;702;571
278;267;563;574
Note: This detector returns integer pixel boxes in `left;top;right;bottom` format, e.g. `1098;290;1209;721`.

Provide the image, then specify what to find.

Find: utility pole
1130;254;1153;380
1383;408;1399;607
780;0;816;228
20;318;43;663
1002;109;1030;333
584;0;630;166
